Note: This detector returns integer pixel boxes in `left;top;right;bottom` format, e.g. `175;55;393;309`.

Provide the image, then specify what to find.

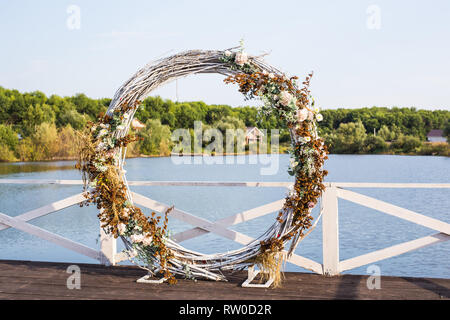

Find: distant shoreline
1;149;449;164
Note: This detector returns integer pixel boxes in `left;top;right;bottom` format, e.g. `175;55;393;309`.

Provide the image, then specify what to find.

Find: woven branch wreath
76;47;328;286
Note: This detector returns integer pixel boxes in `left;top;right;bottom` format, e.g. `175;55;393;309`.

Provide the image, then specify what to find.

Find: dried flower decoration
235;52;248;66
76;47;328;288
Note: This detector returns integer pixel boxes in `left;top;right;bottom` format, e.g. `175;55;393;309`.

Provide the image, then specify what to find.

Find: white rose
235;52;248;66
117;125;125;131
279;91;293;106
123;113;129;119
316;113;323;122
287;184;297;197
97;129;108;138
314;106;320;113
296;108;309;122
130;234;145;243
268;73;275;79
142;236;152;246
304;136;311;142
118;223;127;235
224;50;232;57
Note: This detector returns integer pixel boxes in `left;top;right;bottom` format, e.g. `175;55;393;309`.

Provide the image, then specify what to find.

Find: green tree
22;104;56;135
378;125;393;141
444;120;450;143
390;135;422;153
138;119;172;156
28;122;59;160
70;93;107;120
0;124;18;161
213;116;246;133
364;134;388;153
56;125;77;158
172;103;203;129
325;121;367;154
0;145;16;161
0;124;19;151
58;108;88;130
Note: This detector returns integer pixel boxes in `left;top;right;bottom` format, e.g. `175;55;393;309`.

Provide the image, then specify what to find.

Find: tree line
0;86;449;161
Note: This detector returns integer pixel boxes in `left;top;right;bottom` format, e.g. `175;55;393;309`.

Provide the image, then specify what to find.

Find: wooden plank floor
0;259;448;300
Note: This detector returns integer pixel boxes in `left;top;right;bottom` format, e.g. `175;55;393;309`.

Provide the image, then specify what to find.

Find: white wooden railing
0;179;449;276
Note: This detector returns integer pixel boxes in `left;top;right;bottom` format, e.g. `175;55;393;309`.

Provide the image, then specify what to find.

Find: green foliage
0;124;19;150
138;119;172;156
324;121;367;154
68;93;109;120
16;138;35;161
319;106;449;140
21;103;56;135
377;124;401;142
390;135;422;153
0;86;449;160
56;125;78;158
0;144;17;161
0;124;19;161
444;120;450;143
28;122;59;161
364;134;388;153
213;116;246;132
57;105;88;130
417;142;450;156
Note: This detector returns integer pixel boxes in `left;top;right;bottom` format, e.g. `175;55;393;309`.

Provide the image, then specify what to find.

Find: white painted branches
105;49;302;281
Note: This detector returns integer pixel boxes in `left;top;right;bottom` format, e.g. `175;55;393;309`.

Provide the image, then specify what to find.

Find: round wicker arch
78;48;328;285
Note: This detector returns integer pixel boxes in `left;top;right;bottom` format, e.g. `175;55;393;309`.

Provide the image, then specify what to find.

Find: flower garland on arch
75;47;328;287
76;105;177;283
221;49;329;261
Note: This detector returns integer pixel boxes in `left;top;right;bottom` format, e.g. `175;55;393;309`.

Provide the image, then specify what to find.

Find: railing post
100;226;116;266
321;185;340;276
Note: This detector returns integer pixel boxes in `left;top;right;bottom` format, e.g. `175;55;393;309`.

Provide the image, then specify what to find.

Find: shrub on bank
364;134;389;153
417;142;450;156
390;135;422;153
0;144;16;162
0;124;19;161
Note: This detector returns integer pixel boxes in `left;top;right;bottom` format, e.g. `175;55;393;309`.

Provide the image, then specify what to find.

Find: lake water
0;154;449;279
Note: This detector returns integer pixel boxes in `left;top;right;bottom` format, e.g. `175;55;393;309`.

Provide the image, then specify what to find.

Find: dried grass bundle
255;250;286;288
74;127;96;187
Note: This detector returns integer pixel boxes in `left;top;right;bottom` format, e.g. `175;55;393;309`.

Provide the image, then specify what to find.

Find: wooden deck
0;260;448;300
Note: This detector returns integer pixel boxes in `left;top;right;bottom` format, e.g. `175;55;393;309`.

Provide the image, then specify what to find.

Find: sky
0;0;449;110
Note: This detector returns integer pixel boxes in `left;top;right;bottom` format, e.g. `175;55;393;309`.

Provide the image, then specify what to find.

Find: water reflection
0;161;76;176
